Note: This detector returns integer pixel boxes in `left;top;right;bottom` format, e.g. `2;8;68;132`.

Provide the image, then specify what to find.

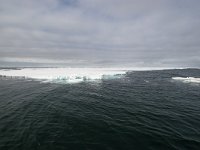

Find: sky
0;0;200;68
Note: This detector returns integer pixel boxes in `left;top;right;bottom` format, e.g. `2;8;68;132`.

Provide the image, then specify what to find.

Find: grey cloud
0;0;200;68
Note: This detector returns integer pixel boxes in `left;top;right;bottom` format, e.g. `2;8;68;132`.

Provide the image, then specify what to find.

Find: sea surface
0;68;200;150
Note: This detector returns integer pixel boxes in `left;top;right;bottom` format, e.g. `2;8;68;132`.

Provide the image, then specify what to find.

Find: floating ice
172;77;200;83
0;68;128;83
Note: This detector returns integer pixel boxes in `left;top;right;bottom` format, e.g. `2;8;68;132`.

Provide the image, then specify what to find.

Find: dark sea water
0;69;200;150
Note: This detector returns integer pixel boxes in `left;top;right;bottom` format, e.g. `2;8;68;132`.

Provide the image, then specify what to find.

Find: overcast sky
0;0;200;68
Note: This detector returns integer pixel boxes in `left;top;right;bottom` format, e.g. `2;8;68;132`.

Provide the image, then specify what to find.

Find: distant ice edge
0;68;128;84
172;77;200;83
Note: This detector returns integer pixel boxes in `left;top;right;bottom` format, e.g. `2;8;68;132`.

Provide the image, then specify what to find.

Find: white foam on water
0;68;128;83
172;77;200;83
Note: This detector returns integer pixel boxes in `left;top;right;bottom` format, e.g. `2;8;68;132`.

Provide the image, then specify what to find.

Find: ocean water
0;68;200;150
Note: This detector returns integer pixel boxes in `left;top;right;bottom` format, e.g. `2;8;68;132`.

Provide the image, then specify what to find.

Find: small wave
172;77;200;83
0;68;127;84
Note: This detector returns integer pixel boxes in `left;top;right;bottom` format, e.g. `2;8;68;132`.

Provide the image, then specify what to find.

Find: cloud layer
0;0;200;67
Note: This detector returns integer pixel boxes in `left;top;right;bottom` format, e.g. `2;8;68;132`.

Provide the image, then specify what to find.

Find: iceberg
172;77;200;83
0;68;127;83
